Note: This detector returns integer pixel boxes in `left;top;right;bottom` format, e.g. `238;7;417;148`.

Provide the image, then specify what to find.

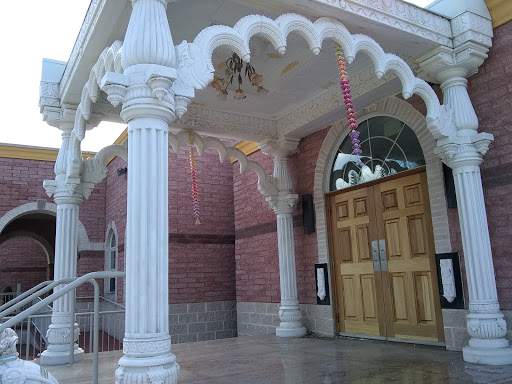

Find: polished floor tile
43;336;512;383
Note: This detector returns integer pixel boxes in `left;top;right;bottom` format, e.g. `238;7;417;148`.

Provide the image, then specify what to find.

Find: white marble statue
0;327;59;384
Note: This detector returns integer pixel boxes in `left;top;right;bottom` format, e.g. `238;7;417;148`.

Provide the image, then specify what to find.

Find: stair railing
0;271;125;384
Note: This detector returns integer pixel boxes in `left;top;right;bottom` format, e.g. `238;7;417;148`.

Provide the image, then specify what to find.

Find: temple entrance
327;169;444;342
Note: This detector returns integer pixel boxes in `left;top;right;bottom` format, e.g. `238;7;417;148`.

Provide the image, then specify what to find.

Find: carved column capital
122;0;175;70
435;133;493;169
259;138;300;193
41;106;77;130
266;194;299;216
416;42;489;85
259;138;300;159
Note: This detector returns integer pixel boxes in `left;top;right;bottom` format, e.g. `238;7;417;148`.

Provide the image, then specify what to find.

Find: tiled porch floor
44;335;512;383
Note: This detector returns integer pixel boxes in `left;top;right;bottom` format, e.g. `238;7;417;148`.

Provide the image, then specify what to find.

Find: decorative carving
148;366;169;384
148;76;174;100
426;104;457;140
123;337;171;356
266;194;299;215
176;105;276;140
115;363;179;384
279;307;302;323
440;259;456;303
469;302;501;313
168;130;278;197
417;43;490;84
0;328;59;384
103;84;128;107
435;133;493;169
174;95;191;118
121;0;175;70
467;317;507;340
82;141;128;185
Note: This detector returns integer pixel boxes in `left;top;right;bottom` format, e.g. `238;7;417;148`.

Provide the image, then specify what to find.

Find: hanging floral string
335;43;362;158
189;133;201;225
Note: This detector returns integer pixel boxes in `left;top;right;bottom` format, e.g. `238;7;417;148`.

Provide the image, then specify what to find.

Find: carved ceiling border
317;0;452;46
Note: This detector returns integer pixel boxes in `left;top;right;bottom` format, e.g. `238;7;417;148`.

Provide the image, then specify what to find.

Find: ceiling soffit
60;0;452;106
51;0;489;144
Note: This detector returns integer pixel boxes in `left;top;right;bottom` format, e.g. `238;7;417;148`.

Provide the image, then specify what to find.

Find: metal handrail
0;278;76;318
0;280;54;313
0;271;125;384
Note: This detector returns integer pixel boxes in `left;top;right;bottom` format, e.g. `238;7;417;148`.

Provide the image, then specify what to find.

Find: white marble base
40;347;84;366
116;354;179;384
276;325;307;338
463;346;512;365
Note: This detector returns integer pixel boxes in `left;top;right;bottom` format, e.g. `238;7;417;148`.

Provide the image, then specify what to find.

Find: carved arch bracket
168;130;278;197
82;140;128;185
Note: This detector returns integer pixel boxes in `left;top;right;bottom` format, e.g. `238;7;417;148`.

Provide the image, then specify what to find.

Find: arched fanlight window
330;116;425;191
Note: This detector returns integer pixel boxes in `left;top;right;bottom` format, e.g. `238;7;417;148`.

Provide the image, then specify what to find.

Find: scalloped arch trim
191;13;454;138
168;131;277;197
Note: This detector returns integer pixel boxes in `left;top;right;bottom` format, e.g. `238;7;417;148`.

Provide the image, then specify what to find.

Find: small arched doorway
326;116;444;343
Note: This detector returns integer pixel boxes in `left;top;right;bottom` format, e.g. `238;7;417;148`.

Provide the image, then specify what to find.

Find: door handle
378;239;388;272
372;240;380;272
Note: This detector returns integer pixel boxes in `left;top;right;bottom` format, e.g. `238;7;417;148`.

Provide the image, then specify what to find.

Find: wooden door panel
384;219;402;260
376;172;444;342
408;214;428;258
337;228;352;262
341;275;358;320
328;169;444;342
390;272;410;323
356;225;371;262
414;272;435;324
329;187;383;337
361;274;378;321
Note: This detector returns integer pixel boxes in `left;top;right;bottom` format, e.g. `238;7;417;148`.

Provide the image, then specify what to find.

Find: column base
116;353;179;384
40;347;84;366
463;346;512;365
276;324;307;338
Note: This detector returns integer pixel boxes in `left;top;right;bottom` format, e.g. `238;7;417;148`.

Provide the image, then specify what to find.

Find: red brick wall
234;130;329;305
469;20;512;309
0;237;49;293
105;156;128;303
233;151;277;303
79;180;106;243
0;158;54;218
0;156;107;295
105;144;236;304
76;251;105;297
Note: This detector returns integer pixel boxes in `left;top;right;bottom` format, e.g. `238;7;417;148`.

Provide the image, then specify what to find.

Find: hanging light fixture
210;52;267;100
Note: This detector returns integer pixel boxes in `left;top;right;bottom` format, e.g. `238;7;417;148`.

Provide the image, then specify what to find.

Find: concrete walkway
45;335;512;383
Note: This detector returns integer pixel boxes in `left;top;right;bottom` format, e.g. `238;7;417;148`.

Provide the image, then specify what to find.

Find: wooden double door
327;170;444;342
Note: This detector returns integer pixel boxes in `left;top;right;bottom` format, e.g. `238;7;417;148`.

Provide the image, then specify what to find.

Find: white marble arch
313;95;452;276
0;202;102;252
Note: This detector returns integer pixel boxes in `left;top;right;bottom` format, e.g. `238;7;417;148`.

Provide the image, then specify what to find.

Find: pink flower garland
335;43;362;156
189;133;201;225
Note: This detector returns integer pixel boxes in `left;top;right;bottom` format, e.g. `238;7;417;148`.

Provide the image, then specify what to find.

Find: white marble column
41;114;85;366
115;111;178;383
438;135;512;365
40;193;84;365
101;0;180;381
436;68;512;365
260;139;307;338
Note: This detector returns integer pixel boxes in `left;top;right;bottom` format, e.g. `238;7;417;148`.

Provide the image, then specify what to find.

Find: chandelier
210;52;267;100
